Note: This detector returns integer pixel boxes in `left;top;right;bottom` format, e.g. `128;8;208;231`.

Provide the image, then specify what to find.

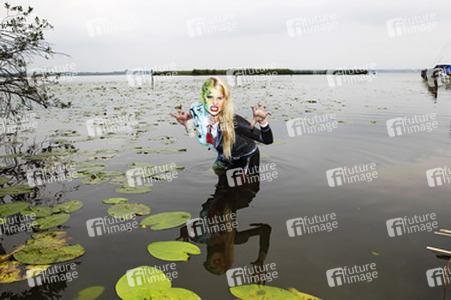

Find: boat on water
421;64;451;87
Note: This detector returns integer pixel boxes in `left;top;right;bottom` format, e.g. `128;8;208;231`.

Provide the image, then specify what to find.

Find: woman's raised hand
250;103;272;129
171;109;192;131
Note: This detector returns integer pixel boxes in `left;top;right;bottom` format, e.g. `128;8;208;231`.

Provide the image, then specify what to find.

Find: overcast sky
7;0;451;71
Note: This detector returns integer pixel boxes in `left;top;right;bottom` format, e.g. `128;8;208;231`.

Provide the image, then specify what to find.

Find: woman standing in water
171;76;273;173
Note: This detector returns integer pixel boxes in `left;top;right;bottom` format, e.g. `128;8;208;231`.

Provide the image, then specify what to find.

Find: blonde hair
201;77;235;161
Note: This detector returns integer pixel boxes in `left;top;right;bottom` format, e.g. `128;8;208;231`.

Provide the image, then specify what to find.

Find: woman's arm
235;114;273;144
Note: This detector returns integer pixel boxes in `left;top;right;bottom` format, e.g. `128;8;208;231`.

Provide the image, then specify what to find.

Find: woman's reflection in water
179;153;272;276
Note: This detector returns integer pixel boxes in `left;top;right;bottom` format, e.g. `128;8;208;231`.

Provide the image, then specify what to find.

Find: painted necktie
206;124;214;147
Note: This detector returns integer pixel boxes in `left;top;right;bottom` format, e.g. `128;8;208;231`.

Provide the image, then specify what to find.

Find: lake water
1;73;451;299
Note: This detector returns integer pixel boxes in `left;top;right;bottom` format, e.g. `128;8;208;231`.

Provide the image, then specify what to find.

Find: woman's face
203;87;224;117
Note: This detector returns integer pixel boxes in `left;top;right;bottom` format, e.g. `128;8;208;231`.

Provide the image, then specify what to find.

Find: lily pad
0;176;10;185
76;165;106;174
230;285;312;300
108;203;150;219
52;200;83;213
0;154;22;158
110;175;128;185
158;148;187;154
144;288;201;299
74;286;105;300
33;213;70;229
135;148;158;154
141;212;191;230
97;171;124;176
13;231;85;264
288;288;322;300
81;175;111;185
115;266;171;300
0;185;35;197
103;197;129;204
72;161;98;168
126;162;154;168
147;241;200;261
21;206;53;217
114;185;151;194
0;202;30;217
0;260;50;283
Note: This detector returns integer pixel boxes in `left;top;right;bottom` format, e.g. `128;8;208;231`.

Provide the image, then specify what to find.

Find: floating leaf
108;203;150;219
114;185;151;194
76;165;106;174
103;197;128;204
88;154;117;161
141;212;191;230
0;176;10;185
74;286;105;300
230;285;305;300
21;206;53;217
158;148;187;154
115;266;171;300
143;288;201;299
97;171;124;176
72;161;98;168
126;162;154;168
135;147;158;154
0;260;50;283
14;231;85;264
0;154;21;158
147;241;200;261
110;175;128;185
52;200;83;213
288;287;322;300
81;175;111;185
0;202;30;217
0;185;35;197
33;213;70;229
